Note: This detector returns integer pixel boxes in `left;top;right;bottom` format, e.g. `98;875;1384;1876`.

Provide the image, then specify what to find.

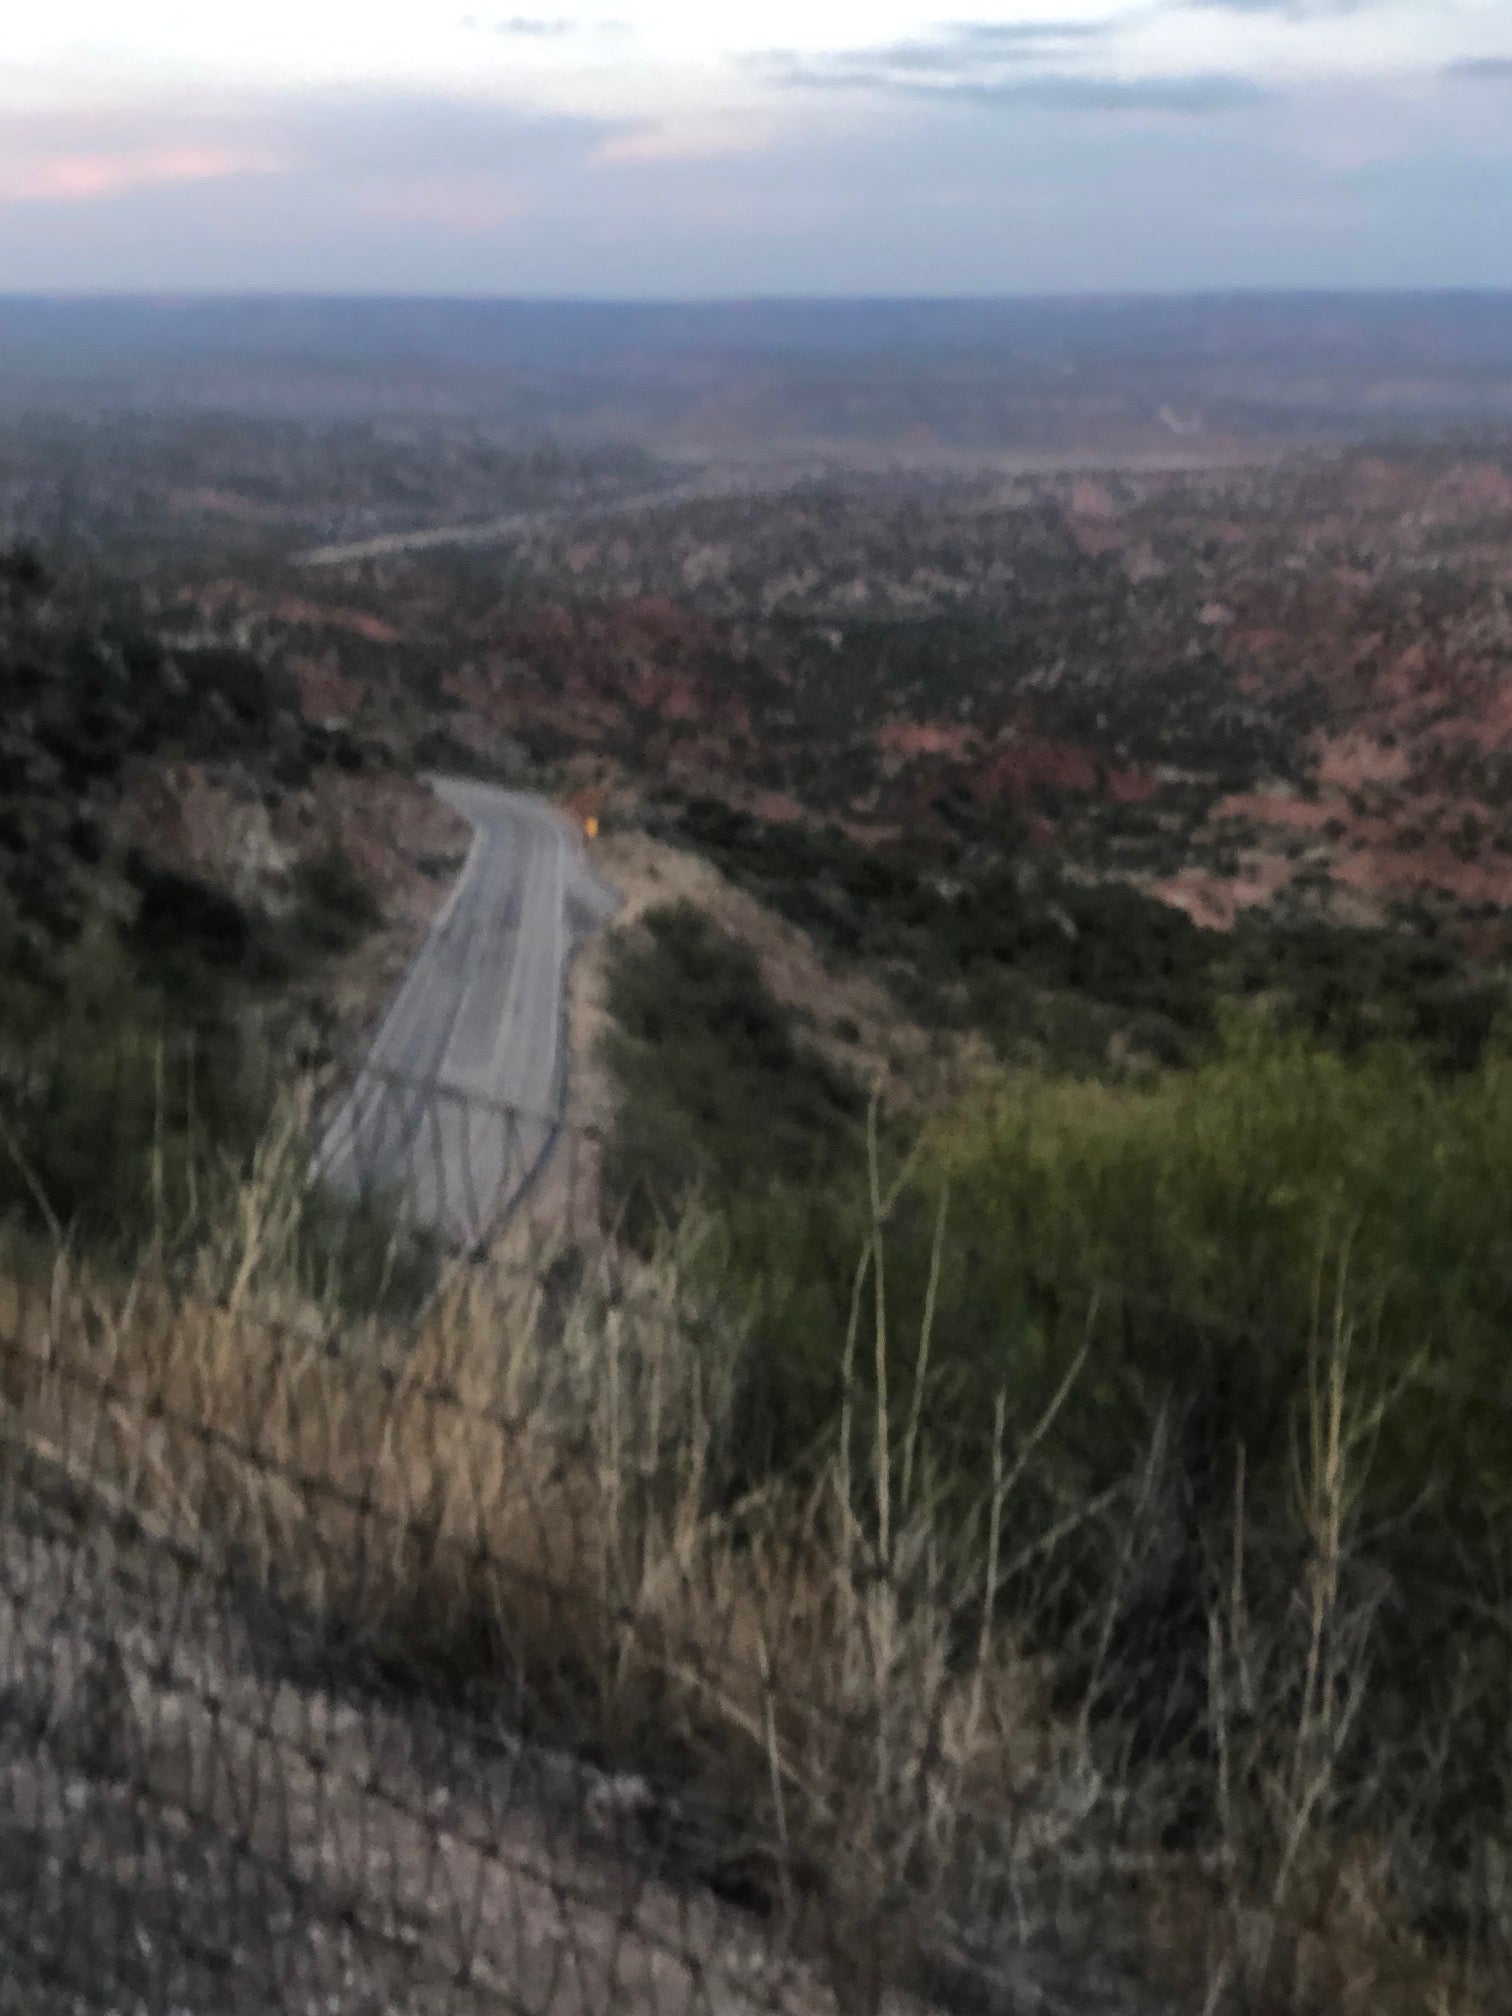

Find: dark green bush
601;901;862;1237
0;923;271;1252
660;1021;1512;1922
290;845;382;958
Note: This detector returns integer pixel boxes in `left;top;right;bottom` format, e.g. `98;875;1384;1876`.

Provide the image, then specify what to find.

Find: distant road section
317;779;617;1247
297;470;814;569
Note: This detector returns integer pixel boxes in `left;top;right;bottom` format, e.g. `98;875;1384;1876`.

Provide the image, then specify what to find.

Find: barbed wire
7;1051;1498;2013
0;1162;1220;2016
0;1293;863;2014
0;1190;1156;2016
314;1059;607;1252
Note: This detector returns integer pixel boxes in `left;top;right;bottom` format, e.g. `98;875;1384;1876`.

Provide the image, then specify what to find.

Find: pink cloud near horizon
0;88;623;232
0;142;283;205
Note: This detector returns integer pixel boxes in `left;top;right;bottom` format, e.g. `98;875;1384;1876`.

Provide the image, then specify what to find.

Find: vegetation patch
666;796;1508;1074
601;900;863;1232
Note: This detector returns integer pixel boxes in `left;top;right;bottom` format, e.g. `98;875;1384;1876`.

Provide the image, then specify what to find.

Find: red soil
1423;462;1512;522
969;735;1156;806
291;655;363;722
877;721;978;761
1315;734;1410;791
1214;791;1334;834
196;581;402;646
1156;855;1297;931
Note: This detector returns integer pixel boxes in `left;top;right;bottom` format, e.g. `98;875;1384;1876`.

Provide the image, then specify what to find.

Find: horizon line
3;285;1511;308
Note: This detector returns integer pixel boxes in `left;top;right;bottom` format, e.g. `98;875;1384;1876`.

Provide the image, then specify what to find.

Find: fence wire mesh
0;1026;609;1273
0;1037;1225;2016
315;1063;604;1253
0;1271;859;2014
4;1044;1509;2015
0;1242;1126;2016
0;1183;1189;2016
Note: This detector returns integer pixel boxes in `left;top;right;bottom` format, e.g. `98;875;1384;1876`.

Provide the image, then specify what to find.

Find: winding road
317;779;617;1247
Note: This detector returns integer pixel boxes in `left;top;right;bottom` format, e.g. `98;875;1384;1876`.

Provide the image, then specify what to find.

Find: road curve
316;778;617;1247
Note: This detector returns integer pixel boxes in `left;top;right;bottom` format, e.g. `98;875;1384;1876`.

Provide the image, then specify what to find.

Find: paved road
296;467;823;569
317;779;617;1247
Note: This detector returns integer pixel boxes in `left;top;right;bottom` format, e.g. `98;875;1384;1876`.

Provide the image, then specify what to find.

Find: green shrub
679;1020;1512;1918
671;797;1507;1074
0;921;272;1251
706;1018;1512;1518
923;1026;1512;1494
601;901;862;1236
289;844;382;958
0;917;435;1312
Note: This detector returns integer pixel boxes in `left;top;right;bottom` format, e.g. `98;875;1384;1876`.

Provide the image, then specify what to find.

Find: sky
1;3;1510;295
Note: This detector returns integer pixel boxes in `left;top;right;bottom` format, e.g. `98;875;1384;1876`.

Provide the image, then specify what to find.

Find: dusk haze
4;2;1511;292
5;8;1512;2016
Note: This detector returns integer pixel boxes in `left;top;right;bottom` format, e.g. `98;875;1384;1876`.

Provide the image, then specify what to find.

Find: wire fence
0;1084;1197;2016
0;1275;823;2015
16;1039;1487;2013
314;1060;607;1253
0;1024;612;1280
4;1047;878;2012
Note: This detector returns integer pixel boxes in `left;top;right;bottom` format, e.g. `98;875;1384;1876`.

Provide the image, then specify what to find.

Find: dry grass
0;1236;1064;2005
0;1131;1502;2015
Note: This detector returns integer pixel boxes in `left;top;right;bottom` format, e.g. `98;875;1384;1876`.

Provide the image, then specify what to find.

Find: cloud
762;17;1271;115
2;60;1507;295
461;16;575;34
1180;1;1373;14
1445;57;1512;82
0;143;280;206
770;63;1269;116
284;92;624;176
805;23;1119;81
458;14;631;36
915;19;1120;51
0;90;634;217
917;72;1271;112
766;18;1119;80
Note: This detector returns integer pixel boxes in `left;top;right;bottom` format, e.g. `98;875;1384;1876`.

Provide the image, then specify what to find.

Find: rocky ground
0;1456;869;2016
